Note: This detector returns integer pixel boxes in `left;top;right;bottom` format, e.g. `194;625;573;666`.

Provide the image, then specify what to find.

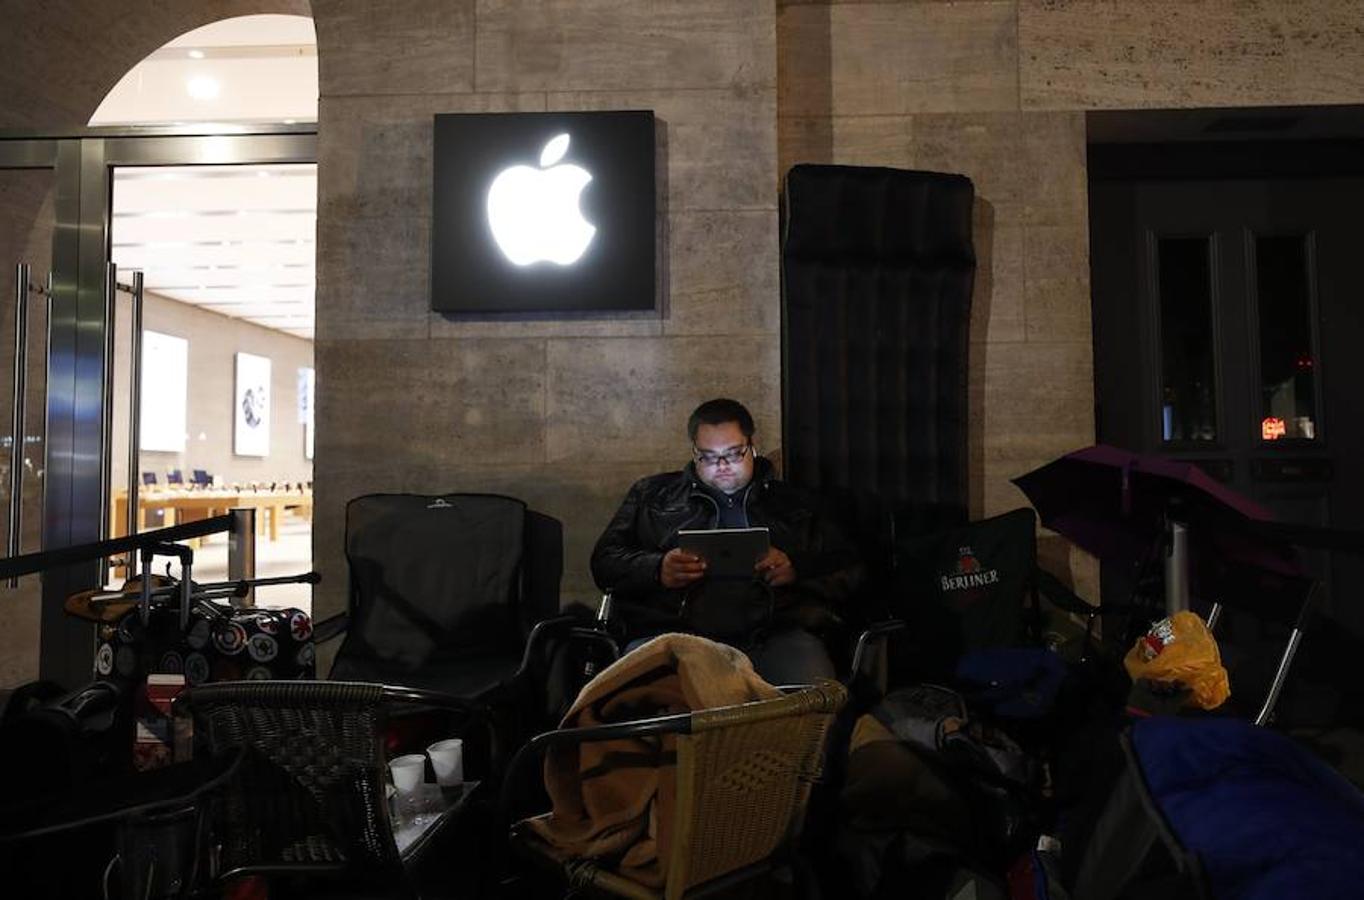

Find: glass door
0;141;58;689
0;127;314;688
1093;171;1364;632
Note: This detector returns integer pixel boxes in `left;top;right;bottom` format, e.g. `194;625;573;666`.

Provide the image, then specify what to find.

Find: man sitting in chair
591;398;859;684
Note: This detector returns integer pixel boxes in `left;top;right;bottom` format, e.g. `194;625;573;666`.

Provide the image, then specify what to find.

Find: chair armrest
1034;568;1097;618
311;611;348;644
497;682;844;826
0;747;243;843
513;614;620;680
514;614;577;676
848;619;907;681
497;711;694;826
379;684;487;715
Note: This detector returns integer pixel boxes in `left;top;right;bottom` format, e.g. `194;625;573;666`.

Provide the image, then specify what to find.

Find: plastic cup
427;738;464;787
389;753;426;793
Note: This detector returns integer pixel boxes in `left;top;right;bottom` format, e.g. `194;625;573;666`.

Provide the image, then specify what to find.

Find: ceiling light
187;49;205;60
186;76;220;100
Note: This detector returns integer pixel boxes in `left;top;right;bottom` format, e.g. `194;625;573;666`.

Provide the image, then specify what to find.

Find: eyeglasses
692;444;752;467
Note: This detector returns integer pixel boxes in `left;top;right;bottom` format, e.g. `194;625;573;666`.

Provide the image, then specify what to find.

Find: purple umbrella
1016;446;1317;726
1011;445;1300;580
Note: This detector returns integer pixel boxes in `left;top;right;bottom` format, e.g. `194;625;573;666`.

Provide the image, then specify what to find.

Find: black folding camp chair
318;493;617;766
849;508;1101;692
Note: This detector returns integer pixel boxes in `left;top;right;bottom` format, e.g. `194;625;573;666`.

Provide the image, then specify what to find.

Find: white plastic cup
427;738;464;787
389;753;426;794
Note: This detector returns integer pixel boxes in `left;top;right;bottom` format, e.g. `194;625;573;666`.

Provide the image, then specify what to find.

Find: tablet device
677;527;770;579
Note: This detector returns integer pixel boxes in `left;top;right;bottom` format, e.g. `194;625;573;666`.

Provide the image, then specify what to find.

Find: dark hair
687;398;755;442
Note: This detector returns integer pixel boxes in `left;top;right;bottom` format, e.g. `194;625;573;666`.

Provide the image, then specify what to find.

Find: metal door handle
126;270;143;555
8;263;30;586
99;264;146;580
8;263;52;587
100;261;116;544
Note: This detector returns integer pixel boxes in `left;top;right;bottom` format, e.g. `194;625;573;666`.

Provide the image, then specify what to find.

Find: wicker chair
182;680;483;898
507;680;848;899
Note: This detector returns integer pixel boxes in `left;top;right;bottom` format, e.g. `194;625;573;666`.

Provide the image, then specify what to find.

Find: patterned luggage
89;573;315;687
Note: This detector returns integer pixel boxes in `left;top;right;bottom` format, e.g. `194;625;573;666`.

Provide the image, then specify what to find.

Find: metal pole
40;273;51;556
100;262;117;583
125;271;143;579
1205;601;1224;632
227;507;256;606
7;263;30;587
1164;519;1190;616
1255;628;1303;727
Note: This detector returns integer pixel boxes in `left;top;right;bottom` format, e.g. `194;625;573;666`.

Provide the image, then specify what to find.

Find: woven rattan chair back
570;681;847;900
667;682;844;897
186;681;399;881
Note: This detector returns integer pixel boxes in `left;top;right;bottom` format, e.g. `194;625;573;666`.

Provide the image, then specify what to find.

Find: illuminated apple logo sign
430;110;654;313
486;134;596;266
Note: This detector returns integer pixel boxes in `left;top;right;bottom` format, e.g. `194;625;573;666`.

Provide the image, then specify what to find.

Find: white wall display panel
140;330;189;452
234;352;271;457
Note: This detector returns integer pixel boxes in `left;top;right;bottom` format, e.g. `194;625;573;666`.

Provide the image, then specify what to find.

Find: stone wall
309;0;780;621
776;0;1364;593
0;0;310;131
7;1;1364;682
779;0;1095;587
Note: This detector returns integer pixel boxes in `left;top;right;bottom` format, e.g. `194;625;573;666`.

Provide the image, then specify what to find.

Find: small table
391;780;478;859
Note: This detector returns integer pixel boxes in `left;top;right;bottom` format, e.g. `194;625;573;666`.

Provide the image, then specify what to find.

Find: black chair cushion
781;164;975;519
340;494;527;673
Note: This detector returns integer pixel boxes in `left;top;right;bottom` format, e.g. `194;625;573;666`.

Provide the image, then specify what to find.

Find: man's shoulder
753;475;822;514
626;469;688;500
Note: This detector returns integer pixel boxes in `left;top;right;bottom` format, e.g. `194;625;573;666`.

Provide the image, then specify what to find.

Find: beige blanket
528;633;779;887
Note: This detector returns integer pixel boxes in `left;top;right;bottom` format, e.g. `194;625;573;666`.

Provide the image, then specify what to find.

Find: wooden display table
110;488;312;542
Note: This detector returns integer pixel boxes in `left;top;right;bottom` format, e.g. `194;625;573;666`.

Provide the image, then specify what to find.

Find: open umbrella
1011;444;1301;587
1014;446;1319;724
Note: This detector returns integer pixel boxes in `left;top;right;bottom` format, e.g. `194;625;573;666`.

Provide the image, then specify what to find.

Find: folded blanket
528;633;779;887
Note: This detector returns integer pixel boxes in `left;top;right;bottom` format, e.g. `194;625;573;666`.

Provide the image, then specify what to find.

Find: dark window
1157;237;1218;443
1254;234;1318;441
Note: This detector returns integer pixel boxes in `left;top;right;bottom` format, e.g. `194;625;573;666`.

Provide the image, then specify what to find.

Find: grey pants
625;627;836;686
745;627;838;685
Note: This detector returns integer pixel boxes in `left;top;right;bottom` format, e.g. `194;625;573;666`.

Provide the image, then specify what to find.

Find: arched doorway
0;11;318;688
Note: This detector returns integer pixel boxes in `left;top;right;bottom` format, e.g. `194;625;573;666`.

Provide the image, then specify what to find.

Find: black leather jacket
590;457;859;636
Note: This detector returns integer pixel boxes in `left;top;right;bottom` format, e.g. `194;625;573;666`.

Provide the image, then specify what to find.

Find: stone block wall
779;0;1097;591
309;0;780;620
776;0;1364;596
8;1;1364;682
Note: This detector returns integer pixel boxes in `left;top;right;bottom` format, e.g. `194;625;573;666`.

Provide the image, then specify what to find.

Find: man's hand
755;547;795;587
660;548;707;589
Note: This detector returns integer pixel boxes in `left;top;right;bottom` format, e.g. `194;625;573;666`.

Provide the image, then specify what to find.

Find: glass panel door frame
0;126;315;688
1244;228;1327;445
1146;231;1225;448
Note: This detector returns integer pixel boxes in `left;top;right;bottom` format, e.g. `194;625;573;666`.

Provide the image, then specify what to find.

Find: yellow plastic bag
1123;611;1230;710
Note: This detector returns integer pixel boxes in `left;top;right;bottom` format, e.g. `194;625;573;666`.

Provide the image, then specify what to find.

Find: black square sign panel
431;110;656;314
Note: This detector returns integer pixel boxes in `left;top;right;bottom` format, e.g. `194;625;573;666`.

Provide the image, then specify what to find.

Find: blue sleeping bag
1132;717;1364;900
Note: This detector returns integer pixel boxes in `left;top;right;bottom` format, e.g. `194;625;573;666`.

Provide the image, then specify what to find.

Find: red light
1262;417;1286;440
1295;356;1314;369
